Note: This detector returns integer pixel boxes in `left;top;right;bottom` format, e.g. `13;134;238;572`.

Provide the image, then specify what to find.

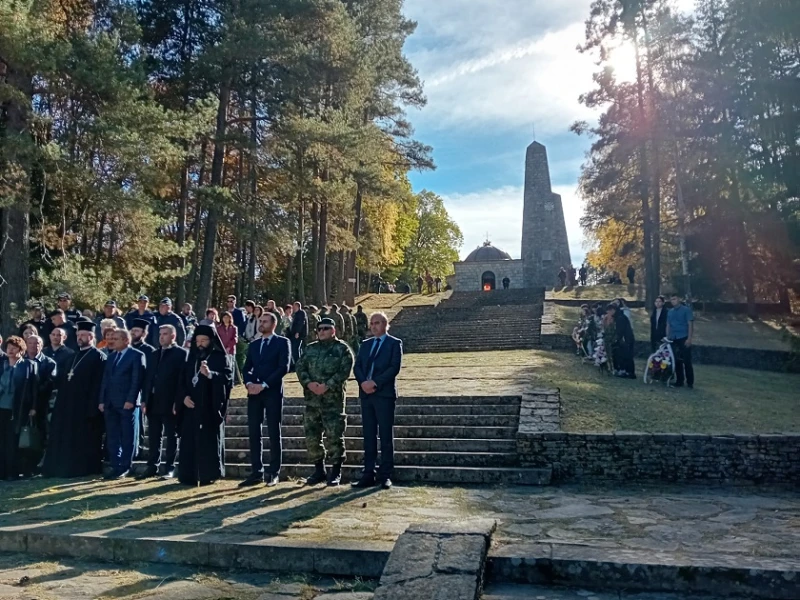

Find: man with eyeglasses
295;317;354;486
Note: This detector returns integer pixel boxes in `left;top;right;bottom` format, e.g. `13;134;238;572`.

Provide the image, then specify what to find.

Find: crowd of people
1;292;400;490
570;293;695;387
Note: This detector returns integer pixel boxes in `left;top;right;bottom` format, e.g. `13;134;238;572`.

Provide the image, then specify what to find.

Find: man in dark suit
239;312;291;487
352;311;402;489
650;295;669;352
138;324;187;480
289;301;308;365
98;328;146;479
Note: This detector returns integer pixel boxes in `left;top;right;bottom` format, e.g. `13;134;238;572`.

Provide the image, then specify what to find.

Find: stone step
225;403;520;416
222;449;519;468
226;414;518;427
203;436;517;452
222;425;517;439
266;396;521;407
223;463;551;485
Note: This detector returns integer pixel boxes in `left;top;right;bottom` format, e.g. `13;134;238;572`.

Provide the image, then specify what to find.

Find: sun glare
607;41;638;83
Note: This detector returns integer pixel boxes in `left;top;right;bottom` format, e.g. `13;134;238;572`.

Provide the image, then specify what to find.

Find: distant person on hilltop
579;265;588;286
627;265;636;285
502;276;510;290
557;267;567;288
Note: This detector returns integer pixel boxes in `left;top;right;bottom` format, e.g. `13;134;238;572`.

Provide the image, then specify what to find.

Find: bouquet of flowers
592;333;608;367
644;339;676;385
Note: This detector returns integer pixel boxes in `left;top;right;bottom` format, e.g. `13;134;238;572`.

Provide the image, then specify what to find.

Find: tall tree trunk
94;212;106;266
0;66;32;333
314;201;328;304
187;203;203;303
296;195;306;304
325;251;335;304
345;183;363;305
643;13;661;296
196;81;230;313
632;30;656;308
336;248;346;304
285;254;294;301
247;239;256;299
730;171;757;319
176;155;190;307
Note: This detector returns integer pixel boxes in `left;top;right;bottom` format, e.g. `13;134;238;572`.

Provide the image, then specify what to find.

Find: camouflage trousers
304;394;347;464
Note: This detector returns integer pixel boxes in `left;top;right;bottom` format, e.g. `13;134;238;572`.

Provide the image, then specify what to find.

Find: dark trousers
361;395;395;479
0;409;19;479
105;404;138;473
247;393;283;475
673;337;695;387
146;411;177;470
290;338;303;364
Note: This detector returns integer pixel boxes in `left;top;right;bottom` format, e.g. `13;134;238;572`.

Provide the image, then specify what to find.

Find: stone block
114;536;209;566
437;535;489;574
374;573;480;600
379;533;438;585
0;529;26;553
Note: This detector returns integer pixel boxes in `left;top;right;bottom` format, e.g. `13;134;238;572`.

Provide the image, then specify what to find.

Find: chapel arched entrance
481;271;496;291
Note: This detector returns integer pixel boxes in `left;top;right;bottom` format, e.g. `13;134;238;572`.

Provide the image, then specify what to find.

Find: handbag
18;418;42;451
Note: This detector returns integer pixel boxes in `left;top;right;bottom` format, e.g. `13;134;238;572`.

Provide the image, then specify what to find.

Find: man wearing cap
125;296;158;346
56;293;81;323
295;316;354;486
137;324;187;480
130;318;156;460
98;329;147;479
239;312;291;487
155;298;186;346
94;300;126;338
19;304;48;337
43;318;107;478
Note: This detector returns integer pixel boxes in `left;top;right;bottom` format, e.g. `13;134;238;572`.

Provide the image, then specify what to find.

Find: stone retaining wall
548;298;788;316
517;432;800;484
539;333;799;373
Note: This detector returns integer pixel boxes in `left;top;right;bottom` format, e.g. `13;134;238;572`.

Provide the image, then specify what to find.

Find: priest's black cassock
176;325;232;485
43;338;107;478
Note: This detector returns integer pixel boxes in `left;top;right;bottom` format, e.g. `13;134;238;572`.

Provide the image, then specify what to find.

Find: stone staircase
143;395;551;485
388;289;545;353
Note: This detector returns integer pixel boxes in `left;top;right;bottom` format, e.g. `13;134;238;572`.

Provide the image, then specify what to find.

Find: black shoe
379;478;393;490
136;466;158;480
265;473;280;487
305;462;327;486
160;469;175;480
687;384;694;389
674;382;684;388
239;474;264;488
351;475;376;488
113;470;130;480
327;463;342;487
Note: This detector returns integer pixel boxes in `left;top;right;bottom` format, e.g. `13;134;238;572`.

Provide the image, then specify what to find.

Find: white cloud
404;1;599;134
442;184;589;266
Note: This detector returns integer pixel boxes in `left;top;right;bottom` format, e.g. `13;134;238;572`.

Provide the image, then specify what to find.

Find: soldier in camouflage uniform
306;305;320;345
341;304;358;351
295;317;354;486
329;304;346;338
354;305;369;341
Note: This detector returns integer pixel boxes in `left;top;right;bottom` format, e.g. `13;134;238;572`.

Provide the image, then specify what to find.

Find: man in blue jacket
155;298;186;347
352;311;402;489
239;312;291;487
225;295;247;337
98;329;146;479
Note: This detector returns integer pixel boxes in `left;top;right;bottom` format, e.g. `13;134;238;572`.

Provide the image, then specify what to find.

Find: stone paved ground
482;583;731;599
3;478;799;566
277;350;800;433
0;554;374;599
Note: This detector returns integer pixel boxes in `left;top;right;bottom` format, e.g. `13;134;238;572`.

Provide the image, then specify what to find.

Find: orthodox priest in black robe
43;319;107;478
176;324;232;486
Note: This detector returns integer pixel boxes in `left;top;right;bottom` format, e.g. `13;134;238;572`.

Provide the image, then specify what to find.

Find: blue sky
401;0;692;264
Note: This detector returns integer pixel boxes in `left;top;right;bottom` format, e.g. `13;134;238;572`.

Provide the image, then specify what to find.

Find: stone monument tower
521;141;571;288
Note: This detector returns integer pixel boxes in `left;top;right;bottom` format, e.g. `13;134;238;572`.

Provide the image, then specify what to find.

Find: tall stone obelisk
521;141;571;288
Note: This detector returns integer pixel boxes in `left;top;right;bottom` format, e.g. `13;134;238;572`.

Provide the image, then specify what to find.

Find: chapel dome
464;241;512;262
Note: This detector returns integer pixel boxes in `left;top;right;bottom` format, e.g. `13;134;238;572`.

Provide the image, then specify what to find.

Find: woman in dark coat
607;305;637;379
175;324;232;486
0;336;41;480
